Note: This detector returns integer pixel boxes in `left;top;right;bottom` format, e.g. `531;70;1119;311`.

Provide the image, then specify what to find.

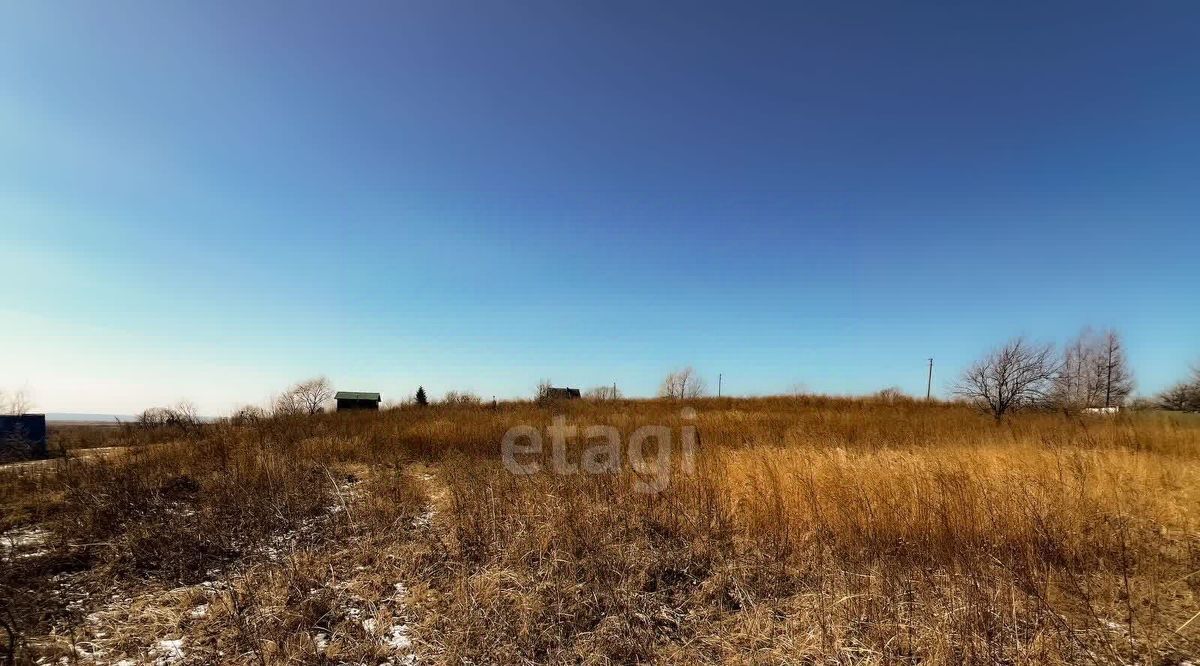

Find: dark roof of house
335;391;381;402
546;387;581;398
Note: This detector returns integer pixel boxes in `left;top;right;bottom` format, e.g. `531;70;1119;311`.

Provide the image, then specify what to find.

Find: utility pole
718;373;722;398
926;358;934;400
1105;354;1113;409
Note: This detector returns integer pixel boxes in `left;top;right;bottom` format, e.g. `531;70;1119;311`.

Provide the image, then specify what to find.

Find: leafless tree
1097;330;1134;408
1158;383;1197;411
137;401;201;430
1158;362;1200;412
0;389;32;416
137;407;168;427
1053;328;1134;408
584;384;623;401
275;376;333;415
876;386;906;403
659;367;706;399
442;390;482;406
535;378;554;404
955;338;1059;422
166;401;200;428
1054;329;1103;409
229;405;267;425
272;392;301;416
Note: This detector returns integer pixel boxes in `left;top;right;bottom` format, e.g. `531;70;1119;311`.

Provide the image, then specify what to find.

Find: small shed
0;414;48;460
335;391;382;411
545;387;582;400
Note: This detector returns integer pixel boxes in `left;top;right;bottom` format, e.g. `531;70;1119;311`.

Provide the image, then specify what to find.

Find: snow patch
4;527;49;547
386;623;412;651
152;638;185;665
411;507;435;528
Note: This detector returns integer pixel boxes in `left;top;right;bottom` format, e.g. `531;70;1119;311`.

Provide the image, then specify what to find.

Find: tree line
955;328;1198;421
124;333;1199;424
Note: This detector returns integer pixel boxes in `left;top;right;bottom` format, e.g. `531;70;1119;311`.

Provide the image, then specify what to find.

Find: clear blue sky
2;1;1197;414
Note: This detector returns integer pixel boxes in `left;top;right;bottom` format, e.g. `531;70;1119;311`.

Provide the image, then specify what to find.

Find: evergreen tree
415;386;428;407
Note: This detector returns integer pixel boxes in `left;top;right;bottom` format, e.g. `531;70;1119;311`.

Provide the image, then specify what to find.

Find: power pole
1104;338;1114;409
718;373;722;398
926;358;934;400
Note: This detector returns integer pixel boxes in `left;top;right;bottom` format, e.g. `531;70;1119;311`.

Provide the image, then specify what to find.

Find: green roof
335;391;381;401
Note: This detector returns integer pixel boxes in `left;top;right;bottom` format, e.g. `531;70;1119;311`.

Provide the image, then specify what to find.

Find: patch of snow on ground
384;581;416;662
2;526;49;547
411;507;435;528
2;527;51;559
386;623;412;651
152;638;185;665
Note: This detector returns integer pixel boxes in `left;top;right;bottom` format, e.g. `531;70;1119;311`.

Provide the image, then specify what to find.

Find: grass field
3;397;1199;664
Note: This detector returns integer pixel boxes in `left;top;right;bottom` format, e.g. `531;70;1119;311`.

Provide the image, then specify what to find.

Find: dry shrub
48;437;330;582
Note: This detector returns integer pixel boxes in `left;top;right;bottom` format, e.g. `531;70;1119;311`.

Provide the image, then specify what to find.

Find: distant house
335;391;381;411
545;387;582;400
0;414;48;460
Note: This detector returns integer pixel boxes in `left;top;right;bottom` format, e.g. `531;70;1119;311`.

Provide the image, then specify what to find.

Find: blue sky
2;1;1198;414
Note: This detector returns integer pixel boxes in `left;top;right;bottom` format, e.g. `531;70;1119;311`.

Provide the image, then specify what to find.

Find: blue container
0;414;48;459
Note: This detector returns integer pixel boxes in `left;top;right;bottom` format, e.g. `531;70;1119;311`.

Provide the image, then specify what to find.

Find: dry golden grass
2;397;1198;664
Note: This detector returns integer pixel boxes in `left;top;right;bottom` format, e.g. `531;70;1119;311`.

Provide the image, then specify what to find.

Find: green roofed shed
335;391;381;411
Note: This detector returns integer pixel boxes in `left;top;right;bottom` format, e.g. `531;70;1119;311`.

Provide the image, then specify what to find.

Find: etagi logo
501;408;699;493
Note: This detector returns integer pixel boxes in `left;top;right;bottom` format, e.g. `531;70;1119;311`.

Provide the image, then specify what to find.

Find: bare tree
272;391;302;416
166;401;200;428
442;390;482;406
1158;383;1197;411
137;407;169;427
659;367;706;399
1;389;32;416
876;386;906;403
275;376;333;415
229;405;267;425
535;378;554;404
584;384;623;401
1097;330;1134;408
1054;329;1103;409
955;338;1059;422
1054;328;1135;408
137;401;201;430
1158;362;1200;412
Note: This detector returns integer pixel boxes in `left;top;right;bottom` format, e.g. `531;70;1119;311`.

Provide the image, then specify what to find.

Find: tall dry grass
416;399;1200;663
2;397;1198;664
